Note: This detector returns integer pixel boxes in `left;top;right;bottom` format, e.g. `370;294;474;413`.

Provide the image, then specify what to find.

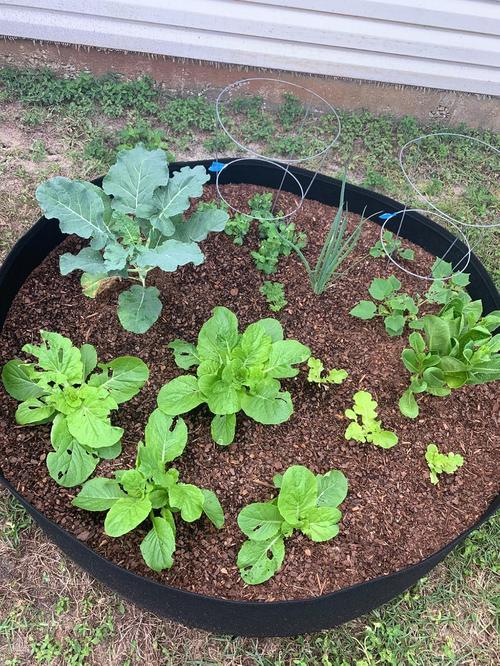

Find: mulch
0;183;498;602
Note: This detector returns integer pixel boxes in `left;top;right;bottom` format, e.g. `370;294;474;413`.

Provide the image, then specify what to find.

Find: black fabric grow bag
0;159;498;637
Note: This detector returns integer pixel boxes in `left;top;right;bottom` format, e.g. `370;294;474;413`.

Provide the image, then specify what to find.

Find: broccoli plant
36;144;228;334
425;443;464;485
399;300;500;418
307;357;348;385
350;276;419;337
157;307;310;445
73;408;224;571
344;390;398;449
237;465;348;584
370;230;415;261
1;331;148;487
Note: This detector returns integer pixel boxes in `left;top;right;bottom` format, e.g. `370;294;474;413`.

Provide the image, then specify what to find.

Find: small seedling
73;409;224;571
345;390;398;448
307;357;348;385
260;281;287;312
1;331;148;486
237;465;348;584
370;230;414;261
425;443;464;484
158;307;310;445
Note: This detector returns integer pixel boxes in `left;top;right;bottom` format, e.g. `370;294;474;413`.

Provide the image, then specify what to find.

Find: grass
0;65;498;664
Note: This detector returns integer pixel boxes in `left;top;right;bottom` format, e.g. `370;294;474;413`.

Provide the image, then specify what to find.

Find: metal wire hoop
215;77;341;164
399;132;500;229
379;208;472;281
215;157;305;220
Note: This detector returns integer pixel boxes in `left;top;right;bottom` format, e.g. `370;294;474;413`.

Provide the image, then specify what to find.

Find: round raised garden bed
0;159;498;637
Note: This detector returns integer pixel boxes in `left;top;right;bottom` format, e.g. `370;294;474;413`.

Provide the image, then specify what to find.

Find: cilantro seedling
370;230;415;261
36;144;228;333
158;307;310;445
344;390;398;448
237;465;348;584
307;357;348;385
425;443;464;485
259;281;287;312
1;331;148;487
73;409;224;571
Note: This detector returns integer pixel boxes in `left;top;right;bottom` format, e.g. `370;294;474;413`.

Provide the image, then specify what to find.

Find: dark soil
0;184;499;602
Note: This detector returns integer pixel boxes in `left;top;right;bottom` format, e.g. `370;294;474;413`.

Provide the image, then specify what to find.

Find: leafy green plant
116;118;173;156
72;408;223;571
278;92;304;129
350;276;419;336
237;464;348;584
424;259;471;307
307;357;348;385
345;390;398;448
157;307;310;445
425;443;464;485
370;230;415;261
260;281;287;312
284;175;370;294
1;331;148;487
225;212;252;245
36;144;228;333
398;300;500;418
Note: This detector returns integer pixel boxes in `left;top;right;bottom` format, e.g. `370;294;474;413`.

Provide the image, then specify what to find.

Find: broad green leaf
72;477;126;511
117;285;162;334
277;465;318;527
301;506;341;542
102;144;169;217
66;393;123;448
60;248;106;276
104;496;152;537
116;469;146;498
47;439;98;488
238;502;283;541
1;360;45;401
144;409;188;462
157;375;204;415
351;390;378;422
344;420;365;442
423;315;451;355
23;331;83;385
402;349;419;373
201;489;225;528
36;177;111;246
316;470;348;508
369;277;400;300
168;339;200;369
265;340;311;378
205;380;241;415
409;332;426;354
350;300;377;320
140;516;176;571
16;398;55;425
237;535;285;585
90;356;149;403
399;389;419;418
384;314;405;337
439;356;468;388
257;318;284;342
80;272;111;298
103;241;129;271
240;379;292;425
168;483;205;522
98;441;122;460
370;429;398;448
236;323;273;367
80;344;97;381
151;165;210;229
210;413;236;446
174;207;228;242
197;307;239;362
136;239;204;271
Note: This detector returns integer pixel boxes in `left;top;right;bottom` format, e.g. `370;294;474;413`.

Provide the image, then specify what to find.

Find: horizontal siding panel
2;0;499;66
1;2;499;94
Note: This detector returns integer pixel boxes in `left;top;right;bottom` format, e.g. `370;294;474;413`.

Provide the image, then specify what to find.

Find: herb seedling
158;306;310;445
36;144;228;333
399;301;500;418
425;443;464;485
260;281;287;312
1;331;148;486
345;390;398;448
237;464;348;584
225;212;252;245
73;408;224;571
370;230;415;261
307;357;348;385
350;276;419;336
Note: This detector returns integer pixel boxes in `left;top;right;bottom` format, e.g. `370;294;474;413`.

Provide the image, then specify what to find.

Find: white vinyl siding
0;0;499;94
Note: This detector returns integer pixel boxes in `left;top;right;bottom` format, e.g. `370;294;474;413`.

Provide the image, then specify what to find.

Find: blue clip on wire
379;212;397;220
208;161;225;173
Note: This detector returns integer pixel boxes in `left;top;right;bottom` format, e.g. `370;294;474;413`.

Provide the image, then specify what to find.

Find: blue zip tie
208;160;225;173
379;212;398;220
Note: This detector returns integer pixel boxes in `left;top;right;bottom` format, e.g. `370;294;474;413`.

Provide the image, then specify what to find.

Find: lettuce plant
399;299;500;418
237;465;348;584
1;331;148;487
307;357;348;385
73;409;224;571
157;307;310;445
425;443;464;485
344;390;398;448
36;144;228;333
